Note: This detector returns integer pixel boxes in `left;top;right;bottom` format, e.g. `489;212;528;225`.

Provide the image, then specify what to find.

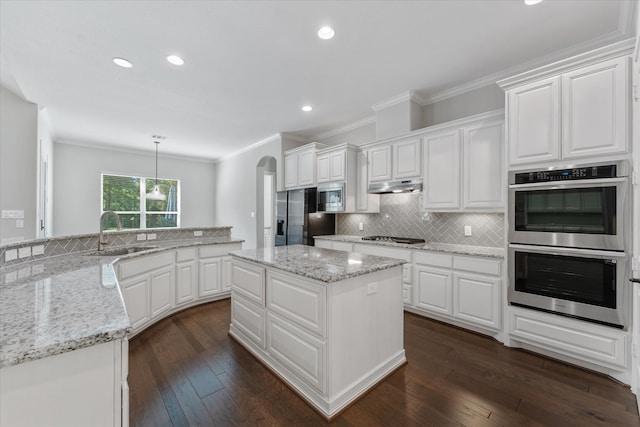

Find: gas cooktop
361;236;426;245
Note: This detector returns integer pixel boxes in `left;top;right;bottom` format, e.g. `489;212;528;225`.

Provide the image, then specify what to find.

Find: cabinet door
150;266;174;318
453;272;500;330
462;121;504;210
423;130;461;210
298;150;316;187
222;256;233;292
356;150;380;212
199;257;222;297
316;153;330;183
175;260;197;305
415;265;453;315
284;154;298;189
507;76;560;166
368;145;392;182
562;56;629;159
121;275;150;330
329;150;346;181
393;138;422;179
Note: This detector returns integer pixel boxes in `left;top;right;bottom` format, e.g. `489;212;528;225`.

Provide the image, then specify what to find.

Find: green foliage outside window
101;174;179;230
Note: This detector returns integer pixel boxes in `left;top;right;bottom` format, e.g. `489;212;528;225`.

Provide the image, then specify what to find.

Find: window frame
100;173;181;230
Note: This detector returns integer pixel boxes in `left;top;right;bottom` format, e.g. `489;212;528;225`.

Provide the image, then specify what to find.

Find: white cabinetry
422;112;504;212
411;251;501;333
316;149;346;183
0;339;129;427
313;238;354;252
500;47;632;168
284;143;325;189
355;149;380;213
315;144;362;213
367;137;422;183
175;248;197;305
117;242;242;335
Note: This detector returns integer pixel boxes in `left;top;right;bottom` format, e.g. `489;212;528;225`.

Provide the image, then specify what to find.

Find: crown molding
56;138;216;164
309;115;376;141
371;91;424;112
496;37;635;90
217;133;281;162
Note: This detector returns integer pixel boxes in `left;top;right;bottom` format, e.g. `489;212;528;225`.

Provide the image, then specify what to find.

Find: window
101;174;180;230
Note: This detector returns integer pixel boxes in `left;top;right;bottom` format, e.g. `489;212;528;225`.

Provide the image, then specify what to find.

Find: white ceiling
0;1;635;160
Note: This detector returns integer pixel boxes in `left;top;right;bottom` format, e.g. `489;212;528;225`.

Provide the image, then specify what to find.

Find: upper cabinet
316;148;346;183
284;143;325;189
368;137;422;183
499;41;633;168
423;112;504;212
355;149;380;213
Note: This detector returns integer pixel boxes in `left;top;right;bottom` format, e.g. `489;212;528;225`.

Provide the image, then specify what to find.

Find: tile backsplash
337;193;504;247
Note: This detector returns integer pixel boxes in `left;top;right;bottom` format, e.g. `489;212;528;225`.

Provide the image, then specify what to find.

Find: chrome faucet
98;211;122;251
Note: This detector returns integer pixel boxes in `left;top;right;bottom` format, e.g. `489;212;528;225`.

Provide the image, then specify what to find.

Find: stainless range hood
368;178;423;194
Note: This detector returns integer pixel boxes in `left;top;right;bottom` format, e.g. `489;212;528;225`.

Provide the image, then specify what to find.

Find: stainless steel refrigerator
275;188;335;246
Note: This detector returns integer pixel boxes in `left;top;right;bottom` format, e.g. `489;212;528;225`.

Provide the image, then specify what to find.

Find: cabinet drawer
118;251;174;280
199;243;241;258
267;271;326;337
414;251;452;268
453;256;501;276
176;247;197;263
402;285;413;306
267;313;326;394
231;259;265;305
353;244;412;262
402;264;412;285
509;307;627;369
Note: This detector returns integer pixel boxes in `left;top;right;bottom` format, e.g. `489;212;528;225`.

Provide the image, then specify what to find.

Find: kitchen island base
228;253;406;420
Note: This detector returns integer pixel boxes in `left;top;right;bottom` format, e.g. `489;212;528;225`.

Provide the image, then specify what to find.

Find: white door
423;130;461;210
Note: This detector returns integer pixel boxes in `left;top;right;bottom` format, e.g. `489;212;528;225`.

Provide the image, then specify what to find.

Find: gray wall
53;142;216;236
422;84;504;127
0;85;38;244
215;137;283;249
313;121;376;147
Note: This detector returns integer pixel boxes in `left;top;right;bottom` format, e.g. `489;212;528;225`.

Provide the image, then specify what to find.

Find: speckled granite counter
230;244;405;283
0;237;243;368
314;235;505;259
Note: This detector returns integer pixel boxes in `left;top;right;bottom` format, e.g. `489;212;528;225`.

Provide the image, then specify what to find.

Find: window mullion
140;177;146;229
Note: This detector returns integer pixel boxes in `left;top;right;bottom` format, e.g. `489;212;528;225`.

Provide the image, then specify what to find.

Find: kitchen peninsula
229;245;406;419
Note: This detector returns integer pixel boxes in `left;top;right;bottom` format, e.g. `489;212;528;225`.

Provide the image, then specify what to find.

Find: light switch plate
464;225;472;237
18;247;32;258
4;249;17;262
136;233;147;241
147;233;157;240
194;230;203;237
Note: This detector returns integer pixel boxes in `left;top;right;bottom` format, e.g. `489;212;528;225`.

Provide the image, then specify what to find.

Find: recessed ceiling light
113;57;133;68
302;105;313;112
524;0;543;5
317;26;335;40
167;55;184;66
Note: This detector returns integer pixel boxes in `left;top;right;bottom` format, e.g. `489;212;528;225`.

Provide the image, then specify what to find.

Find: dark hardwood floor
129;299;640;426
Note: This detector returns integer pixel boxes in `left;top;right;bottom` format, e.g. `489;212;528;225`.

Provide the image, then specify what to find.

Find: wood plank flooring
129;299;640;426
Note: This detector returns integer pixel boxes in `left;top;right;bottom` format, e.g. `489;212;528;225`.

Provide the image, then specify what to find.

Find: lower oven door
508;244;629;328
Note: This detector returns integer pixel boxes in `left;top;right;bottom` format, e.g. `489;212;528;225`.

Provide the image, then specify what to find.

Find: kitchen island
228;245;406;419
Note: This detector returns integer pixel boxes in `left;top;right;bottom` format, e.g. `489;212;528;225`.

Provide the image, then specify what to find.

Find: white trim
217;133;281;162
56;138;215;164
497;38;635;90
371;91;423;111
309;115;376;141
618;0;636;37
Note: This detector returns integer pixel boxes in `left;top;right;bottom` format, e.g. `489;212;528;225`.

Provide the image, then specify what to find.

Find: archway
256;156;277;248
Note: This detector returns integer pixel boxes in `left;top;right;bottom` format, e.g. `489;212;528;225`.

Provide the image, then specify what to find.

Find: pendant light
146;140;166;200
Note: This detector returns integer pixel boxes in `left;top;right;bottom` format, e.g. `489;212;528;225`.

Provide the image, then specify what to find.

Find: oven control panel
514;164;617;184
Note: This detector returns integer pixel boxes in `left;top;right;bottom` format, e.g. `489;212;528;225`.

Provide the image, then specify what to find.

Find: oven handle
509;243;628;259
509;177;627;189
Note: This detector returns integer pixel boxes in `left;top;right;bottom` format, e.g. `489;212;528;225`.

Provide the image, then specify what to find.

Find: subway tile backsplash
337;193;505;247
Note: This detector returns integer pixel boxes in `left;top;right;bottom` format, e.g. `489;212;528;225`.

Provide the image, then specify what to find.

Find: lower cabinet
0;338;129;427
353;243;413;305
117;242;241;335
412;251;501;332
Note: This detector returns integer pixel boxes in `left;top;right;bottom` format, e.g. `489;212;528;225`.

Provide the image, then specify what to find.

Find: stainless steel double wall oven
508;161;631;328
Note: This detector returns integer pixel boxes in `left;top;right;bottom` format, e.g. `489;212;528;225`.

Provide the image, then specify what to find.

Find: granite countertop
314;235;505;259
230;245;406;283
0;237;243;368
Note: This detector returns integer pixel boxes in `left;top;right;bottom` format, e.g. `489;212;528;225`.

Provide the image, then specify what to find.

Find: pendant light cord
154;141;159;185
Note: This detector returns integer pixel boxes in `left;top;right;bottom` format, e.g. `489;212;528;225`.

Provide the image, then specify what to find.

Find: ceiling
0;1;635;160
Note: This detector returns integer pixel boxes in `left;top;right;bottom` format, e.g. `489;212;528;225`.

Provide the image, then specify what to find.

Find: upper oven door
508;177;628;251
317;182;345;212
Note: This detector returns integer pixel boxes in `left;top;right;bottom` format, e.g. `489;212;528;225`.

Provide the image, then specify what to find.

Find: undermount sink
85;246;159;256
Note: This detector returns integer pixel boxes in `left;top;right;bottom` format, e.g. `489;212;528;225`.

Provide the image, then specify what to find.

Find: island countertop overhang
229;244;405;283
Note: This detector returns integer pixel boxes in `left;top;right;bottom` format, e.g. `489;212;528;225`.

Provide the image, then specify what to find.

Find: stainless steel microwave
317;182;345;212
508;161;630;251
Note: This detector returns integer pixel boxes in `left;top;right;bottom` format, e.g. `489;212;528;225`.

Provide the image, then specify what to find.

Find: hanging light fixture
146;140;166;200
